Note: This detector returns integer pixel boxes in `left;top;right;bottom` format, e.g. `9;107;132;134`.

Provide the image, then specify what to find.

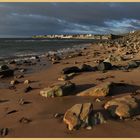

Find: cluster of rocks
98;58;140;71
103;54;124;63
63;94;140;131
39;81;118;98
0;55;42;79
99;30;140;56
63;103;106;131
46;49;84;64
8;56;40;66
56;64;95;81
47;54;61;64
62;64;95;74
62;60;140;76
39;81;140;131
65;63;108;73
9;78;33;93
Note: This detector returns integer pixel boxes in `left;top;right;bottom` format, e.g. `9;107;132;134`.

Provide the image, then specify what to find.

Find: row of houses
32;34;121;40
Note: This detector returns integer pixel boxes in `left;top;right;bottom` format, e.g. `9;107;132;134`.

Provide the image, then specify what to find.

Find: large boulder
104;95;140;119
40;81;75;98
97;62;112;71
63;103;105;131
62;66;81;74
0;69;14;78
77;82;113;97
0;65;9;70
0;65;14;78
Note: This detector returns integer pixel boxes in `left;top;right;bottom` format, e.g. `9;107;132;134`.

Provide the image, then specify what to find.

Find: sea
0;38;99;61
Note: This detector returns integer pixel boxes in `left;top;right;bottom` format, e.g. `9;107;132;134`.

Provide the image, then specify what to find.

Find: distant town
32;34;122;40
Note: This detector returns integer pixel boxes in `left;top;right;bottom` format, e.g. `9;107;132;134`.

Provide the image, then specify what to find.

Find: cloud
0;2;140;37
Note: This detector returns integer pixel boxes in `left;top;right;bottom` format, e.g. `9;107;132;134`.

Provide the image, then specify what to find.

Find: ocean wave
0;42;91;64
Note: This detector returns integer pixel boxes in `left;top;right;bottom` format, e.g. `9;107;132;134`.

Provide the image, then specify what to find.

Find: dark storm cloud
0;2;140;37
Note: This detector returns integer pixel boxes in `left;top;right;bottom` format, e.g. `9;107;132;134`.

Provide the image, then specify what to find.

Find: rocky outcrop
101;30;140;56
40;81;75;98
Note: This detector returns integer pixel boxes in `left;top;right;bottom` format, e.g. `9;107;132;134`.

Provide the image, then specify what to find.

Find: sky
0;2;140;38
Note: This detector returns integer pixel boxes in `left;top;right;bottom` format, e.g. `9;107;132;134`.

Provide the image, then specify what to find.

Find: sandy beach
0;31;140;138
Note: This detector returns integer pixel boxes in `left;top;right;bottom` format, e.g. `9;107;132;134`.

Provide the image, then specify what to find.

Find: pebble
9;85;16;90
136;89;140;94
95;98;101;102
24;80;30;84
132;115;140;121
24;86;32;93
19;69;26;73
54;113;64;118
19;99;25;105
86;126;93;130
0;128;9;136
19;117;31;124
16;75;24;79
10;80;19;85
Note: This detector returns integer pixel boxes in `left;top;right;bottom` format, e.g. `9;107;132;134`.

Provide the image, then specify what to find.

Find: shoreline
0;36;140;137
0;40;92;63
